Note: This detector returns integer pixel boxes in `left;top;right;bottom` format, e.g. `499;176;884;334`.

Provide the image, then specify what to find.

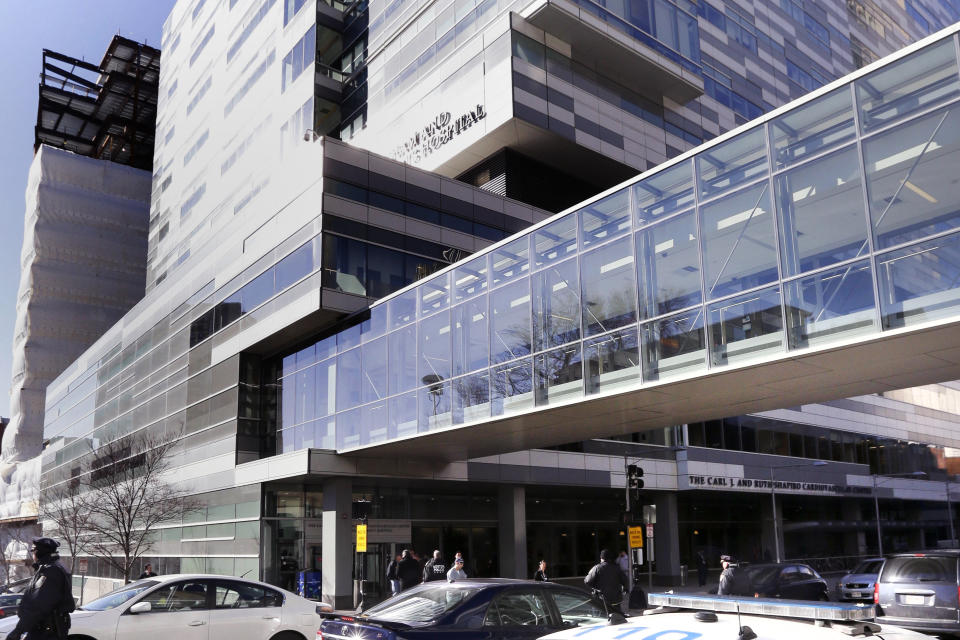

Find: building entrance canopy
282;26;960;461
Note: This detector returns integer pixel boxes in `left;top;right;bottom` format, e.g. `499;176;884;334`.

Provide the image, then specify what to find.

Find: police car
538;593;939;640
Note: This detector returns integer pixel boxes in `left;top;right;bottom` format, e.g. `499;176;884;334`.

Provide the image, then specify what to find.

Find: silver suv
875;550;960;636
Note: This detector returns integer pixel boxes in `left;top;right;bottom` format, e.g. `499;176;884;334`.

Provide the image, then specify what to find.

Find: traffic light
627;464;644;490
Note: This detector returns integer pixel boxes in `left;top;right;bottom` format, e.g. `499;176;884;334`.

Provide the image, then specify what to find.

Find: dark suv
875;550;960;636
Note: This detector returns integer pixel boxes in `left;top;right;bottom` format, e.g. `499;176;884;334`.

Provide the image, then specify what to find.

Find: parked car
875;550;960;637
0;573;331;640
0;594;21;618
737;562;829;600
321;579;609;640
836;558;883;602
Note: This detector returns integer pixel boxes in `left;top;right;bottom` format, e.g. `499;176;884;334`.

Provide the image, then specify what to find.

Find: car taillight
873;582;879;604
317;629;323;640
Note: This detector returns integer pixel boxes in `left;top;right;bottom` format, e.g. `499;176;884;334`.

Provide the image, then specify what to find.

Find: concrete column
498;485;527;578
322;477;353;609
654;493;681;585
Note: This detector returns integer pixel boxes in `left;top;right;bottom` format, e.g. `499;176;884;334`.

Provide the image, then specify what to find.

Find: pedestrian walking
446;557;467;581
616;551;629;580
533;560;548;582
386;554;401;595
138;563;157;579
695;551;707;588
397;549;421;591
584;549;628;614
717;554;742;596
6;537;74;640
422;550;447;582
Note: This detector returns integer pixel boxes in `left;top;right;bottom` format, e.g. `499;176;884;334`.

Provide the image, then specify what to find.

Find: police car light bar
647;593;876;622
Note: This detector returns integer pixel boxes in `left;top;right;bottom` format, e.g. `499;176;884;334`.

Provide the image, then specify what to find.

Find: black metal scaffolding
35;35;160;171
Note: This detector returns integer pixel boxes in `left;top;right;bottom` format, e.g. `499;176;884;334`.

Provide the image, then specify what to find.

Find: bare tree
39;482;91;573
84;430;197;583
0;525;35;586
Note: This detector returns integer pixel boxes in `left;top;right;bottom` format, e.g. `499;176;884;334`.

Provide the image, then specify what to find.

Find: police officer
717;554;740;596
6;538;73;640
584;549;629;614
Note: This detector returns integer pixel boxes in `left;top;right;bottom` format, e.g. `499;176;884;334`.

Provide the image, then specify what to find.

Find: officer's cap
31;537;60;553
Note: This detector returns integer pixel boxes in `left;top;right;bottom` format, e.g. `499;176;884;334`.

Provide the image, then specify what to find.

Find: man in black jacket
422;550;447;582
584;549;628;614
7;538;73;640
397;549;422;591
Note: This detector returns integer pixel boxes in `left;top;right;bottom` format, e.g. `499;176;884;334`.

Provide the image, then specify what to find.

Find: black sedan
738;563;829;600
320;579;610;640
0;594;21;618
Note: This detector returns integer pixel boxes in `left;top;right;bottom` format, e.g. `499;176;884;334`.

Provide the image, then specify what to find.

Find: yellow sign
356;524;367;552
628;525;644;548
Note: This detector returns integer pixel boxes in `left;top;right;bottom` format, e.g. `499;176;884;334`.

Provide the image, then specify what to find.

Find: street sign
356;524;367;552
646;523;654;539
628;525;644;548
78;558;88;574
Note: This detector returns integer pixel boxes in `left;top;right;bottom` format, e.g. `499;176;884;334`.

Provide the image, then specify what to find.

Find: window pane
389;289;418;328
452;298;489;376
584;326;640;394
388;391;418;438
857;38;960;133
634;160;695;226
700;182;778;299
776;145;868;277
533;258;581;352
580;190;630;249
580;235;637;335
491;358;533;416
878;230;960;329
454;372;490;424
276;242;314;291
490;278;532;364
491;236;530;287
361;338;387;402
418;310;451;386
641;310;706;381
388;325;417;394
336;348;362;410
698;128;768;200
322;235;366;295
295;366;316;424
785;260;876;349
337;406;361;448
534;344;583;406
419;380;452;432
367;245;406;298
362;401;388;444
453;255;489;302
771;86;855;168
708;286;783;366
534;215;578;269
863;106;960;249
636;210;701;318
315;358;336;417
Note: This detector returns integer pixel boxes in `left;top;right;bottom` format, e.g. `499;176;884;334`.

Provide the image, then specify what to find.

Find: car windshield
853;560;882;575
361;584;483;625
882;556;956;584
0;595;19;605
80;580;160;611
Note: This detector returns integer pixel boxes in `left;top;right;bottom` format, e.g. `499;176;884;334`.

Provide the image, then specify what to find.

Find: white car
539;592;939;640
0;573;330;640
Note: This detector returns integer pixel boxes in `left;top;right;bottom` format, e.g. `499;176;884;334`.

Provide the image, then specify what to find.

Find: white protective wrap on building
2;145;150;520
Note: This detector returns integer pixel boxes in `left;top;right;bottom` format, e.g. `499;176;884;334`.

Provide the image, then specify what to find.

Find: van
875;550;960;636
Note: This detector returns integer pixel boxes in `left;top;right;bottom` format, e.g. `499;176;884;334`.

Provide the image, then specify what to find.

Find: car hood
840;573;878;583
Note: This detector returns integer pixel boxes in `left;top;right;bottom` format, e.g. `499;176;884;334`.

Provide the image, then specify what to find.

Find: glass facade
274;31;960;453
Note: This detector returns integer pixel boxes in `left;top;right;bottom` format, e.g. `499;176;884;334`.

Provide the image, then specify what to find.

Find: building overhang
516;4;703;105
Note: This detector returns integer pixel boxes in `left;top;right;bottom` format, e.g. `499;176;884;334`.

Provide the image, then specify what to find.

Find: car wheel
270;632;307;640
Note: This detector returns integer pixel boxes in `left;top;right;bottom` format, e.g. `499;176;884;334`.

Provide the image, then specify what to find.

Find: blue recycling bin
297;570;322;599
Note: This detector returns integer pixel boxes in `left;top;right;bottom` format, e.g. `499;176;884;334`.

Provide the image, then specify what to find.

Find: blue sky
0;1;176;418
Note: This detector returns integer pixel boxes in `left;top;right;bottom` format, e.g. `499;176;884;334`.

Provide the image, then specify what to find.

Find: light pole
872;471;927;556
769;460;826;563
946;476;956;544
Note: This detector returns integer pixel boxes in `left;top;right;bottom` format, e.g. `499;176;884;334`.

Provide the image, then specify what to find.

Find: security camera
303;129;317;142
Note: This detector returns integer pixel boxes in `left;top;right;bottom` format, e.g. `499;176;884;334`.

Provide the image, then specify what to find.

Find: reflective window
315;360;336;417
641;310;706;381
388;290;417;328
634;160;695;226
337;348;362;410
388;391;418;438
534;216;578;270
276;242;313;291
362;400;388;444
323;235;367;295
580;190;630;248
708;286;784;366
420;273;450;316
857;39;960;133
637;210;701;318
785;261;877;349
337;406;361;448
534;344;583;406
877;230;960;329
361;306;387;343
361;338;387;402
533;258;581;352
454;372;490;424
452;299;489;376
700;182;778;299
419;380;452;432
776;145;868;277
140;580;210;612
453;256;489;302
418;311;451;388
491;236;530;287
491;358;533;416
580;236;637;336
490;278;531;364
698;128;768;200
388;325;417;394
295;367;316;424
771;86;855;168
367;245;406;298
863;106;960;249
584;327;640;394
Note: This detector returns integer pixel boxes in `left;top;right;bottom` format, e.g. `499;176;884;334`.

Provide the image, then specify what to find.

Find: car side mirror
129;601;152;614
